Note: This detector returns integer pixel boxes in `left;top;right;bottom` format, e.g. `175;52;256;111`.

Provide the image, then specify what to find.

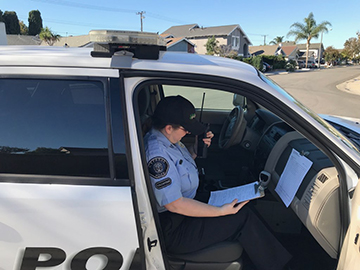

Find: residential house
249;44;299;60
161;35;195;53
162;24;252;56
296;43;324;61
277;45;298;60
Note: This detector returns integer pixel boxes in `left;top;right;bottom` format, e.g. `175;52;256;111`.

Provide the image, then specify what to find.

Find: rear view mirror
233;94;245;107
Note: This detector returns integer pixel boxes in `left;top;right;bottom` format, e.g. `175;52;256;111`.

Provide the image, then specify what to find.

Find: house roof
162;24;252;44
280;45;298;56
164;37;195;48
51;35;91;47
296;42;324;50
6;35;42;45
249;45;278;56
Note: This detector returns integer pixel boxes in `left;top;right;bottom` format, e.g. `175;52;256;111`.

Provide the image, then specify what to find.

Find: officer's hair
152;115;180;129
142;116;180;136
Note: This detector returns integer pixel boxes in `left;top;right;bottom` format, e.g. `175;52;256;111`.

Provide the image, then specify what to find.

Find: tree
269;36;284;45
343;32;360;60
205;36;219;55
28;10;43;35
287;12;331;66
323;46;340;65
19;20;28;35
0;10;4;22
39;27;60;46
3;11;20;34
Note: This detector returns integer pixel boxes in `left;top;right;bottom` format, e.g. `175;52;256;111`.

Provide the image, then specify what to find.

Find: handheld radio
197;93;209;159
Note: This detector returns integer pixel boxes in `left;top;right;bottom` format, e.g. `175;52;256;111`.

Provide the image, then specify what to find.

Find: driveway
269;65;360;118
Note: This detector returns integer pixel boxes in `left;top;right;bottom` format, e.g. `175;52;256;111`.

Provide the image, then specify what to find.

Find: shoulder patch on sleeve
148;156;169;179
155;177;172;190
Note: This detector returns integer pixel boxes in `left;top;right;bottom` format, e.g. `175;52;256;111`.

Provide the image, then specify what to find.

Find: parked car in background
315;58;325;65
262;62;272;72
296;60;305;69
307;60;316;68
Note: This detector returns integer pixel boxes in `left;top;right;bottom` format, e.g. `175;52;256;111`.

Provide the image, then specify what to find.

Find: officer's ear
164;124;173;135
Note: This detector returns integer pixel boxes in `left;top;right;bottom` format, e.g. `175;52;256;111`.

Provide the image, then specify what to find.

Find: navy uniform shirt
144;128;199;213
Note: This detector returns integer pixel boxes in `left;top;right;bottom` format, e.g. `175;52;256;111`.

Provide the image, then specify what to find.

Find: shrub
251;56;263;71
285;60;297;72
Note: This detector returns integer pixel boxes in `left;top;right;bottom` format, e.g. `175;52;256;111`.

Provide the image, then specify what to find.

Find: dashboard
247;109;341;259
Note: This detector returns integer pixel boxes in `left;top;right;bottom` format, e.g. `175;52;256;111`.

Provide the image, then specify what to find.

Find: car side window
162;85;234;110
0;79;111;178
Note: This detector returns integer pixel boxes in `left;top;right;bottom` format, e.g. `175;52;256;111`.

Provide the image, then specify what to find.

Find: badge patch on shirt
148;156;169;179
155;177;172;190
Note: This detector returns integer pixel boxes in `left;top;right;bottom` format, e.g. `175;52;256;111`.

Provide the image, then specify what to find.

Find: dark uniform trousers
159;205;292;270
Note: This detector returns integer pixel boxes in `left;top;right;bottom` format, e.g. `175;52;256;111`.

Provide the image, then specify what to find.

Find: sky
1;0;359;49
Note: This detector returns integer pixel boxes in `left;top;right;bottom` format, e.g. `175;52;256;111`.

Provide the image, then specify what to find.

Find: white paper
208;182;264;207
275;148;313;207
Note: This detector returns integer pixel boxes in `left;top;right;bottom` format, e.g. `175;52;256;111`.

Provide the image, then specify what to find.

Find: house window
232;36;240;49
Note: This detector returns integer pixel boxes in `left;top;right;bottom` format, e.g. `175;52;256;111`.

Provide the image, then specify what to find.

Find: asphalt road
268;65;360;118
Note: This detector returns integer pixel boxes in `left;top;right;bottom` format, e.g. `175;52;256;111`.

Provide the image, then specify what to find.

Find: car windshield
260;73;360;156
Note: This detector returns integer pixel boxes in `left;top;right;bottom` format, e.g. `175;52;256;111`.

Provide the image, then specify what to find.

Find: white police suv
0;30;359;270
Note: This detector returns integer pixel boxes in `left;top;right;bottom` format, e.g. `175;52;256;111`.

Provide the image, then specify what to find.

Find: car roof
0;45;259;83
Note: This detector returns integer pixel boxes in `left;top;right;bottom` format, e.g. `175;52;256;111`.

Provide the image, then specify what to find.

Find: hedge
227;54;287;71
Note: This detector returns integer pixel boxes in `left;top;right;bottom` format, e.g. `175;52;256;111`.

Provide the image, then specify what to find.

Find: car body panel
0;183;139;269
336;181;360;270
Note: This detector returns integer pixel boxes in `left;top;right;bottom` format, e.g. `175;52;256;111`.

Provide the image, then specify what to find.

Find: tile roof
280;45;297;56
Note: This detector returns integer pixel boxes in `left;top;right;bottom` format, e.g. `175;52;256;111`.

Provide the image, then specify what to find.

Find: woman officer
144;95;292;270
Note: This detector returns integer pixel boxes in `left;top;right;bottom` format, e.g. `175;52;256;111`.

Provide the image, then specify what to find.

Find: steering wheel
219;106;247;149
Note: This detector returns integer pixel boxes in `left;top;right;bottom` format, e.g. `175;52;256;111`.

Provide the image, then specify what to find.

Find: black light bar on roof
89;30;167;59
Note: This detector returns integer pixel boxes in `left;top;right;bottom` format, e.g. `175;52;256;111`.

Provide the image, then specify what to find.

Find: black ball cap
153;95;207;135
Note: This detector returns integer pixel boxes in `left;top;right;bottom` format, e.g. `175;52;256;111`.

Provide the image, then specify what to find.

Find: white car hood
320;114;360;134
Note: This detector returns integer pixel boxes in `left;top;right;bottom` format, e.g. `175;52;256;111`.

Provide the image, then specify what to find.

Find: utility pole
136;11;145;32
262;35;268;45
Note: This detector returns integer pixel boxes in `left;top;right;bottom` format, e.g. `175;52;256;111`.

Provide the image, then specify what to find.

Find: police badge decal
148;156;169;179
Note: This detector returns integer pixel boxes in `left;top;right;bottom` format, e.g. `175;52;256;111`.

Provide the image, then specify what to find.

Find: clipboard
207;181;265;207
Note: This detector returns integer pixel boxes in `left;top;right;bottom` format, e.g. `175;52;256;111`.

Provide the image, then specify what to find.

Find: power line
31;0;187;24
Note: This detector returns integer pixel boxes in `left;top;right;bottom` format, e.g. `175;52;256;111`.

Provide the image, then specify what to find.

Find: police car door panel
0;182;138;270
336;183;360;270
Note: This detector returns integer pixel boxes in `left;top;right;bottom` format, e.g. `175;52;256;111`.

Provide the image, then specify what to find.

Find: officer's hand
202;131;214;147
220;199;249;215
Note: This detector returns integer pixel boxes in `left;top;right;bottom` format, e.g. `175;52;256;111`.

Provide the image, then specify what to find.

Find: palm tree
287;12;331;66
39;27;60;46
269;36;284;45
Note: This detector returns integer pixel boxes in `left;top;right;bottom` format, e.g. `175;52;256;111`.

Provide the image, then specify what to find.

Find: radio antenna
199;92;205;123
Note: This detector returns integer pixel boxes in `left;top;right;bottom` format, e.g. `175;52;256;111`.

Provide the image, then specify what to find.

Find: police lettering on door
19;247;123;270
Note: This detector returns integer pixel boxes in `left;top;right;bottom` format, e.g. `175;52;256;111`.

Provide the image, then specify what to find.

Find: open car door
337;185;360;270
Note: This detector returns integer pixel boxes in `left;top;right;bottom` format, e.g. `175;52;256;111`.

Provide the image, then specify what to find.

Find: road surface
269;65;360;118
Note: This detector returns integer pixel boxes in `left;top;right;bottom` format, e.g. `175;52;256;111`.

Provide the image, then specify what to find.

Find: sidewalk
336;76;360;96
266;68;313;76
